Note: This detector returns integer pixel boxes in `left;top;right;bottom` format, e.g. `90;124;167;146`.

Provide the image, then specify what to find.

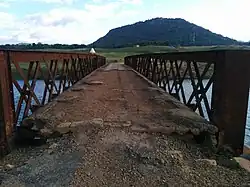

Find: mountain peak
90;17;238;48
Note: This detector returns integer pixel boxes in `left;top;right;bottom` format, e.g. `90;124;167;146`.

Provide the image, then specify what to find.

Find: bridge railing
125;50;250;154
0;50;106;156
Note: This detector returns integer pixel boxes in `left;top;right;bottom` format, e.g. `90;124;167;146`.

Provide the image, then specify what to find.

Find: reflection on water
13;80;250;146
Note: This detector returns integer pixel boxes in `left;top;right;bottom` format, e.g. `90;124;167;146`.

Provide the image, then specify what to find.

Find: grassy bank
10;45;250;80
96;46;179;63
11;46;177;79
95;45;250;63
11;63;49;80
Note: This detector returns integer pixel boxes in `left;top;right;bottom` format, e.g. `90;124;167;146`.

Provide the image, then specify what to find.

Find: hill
89;18;241;48
0;43;87;50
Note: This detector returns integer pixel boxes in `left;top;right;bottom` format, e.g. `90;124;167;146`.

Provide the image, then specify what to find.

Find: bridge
0;49;250;186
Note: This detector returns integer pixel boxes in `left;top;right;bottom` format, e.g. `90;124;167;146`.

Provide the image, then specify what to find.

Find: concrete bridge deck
0;63;250;186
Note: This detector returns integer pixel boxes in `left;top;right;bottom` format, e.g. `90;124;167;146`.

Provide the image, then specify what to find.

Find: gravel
1;64;250;187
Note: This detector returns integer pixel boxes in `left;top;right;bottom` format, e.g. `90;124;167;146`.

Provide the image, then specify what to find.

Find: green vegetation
8;45;250;80
2;17;250;53
95;45;250;63
90;18;249;48
0;43;86;50
8;45;181;79
95;46;178;63
11;63;51;80
3;17;250;80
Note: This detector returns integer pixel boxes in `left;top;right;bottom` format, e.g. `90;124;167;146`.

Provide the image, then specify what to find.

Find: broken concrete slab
40;128;54;138
91;118;104;128
81;80;104;85
196;159;217;166
166;108;218;135
234;157;250;172
55;122;72;134
71;121;86;128
131;125;175;135
56;96;79;103
71;87;86;92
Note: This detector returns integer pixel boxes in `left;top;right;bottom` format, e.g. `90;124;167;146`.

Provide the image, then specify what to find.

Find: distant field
96;46;177;63
95;45;250;80
95;45;250;63
10;45;250;79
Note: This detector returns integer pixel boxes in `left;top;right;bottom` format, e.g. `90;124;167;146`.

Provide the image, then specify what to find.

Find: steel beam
0;51;14;156
1;50;103;63
0;80;7;156
0;50;106;157
125;50;250;154
211;51;250;154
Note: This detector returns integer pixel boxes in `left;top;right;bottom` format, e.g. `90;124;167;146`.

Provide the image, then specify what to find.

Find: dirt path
1;63;250;186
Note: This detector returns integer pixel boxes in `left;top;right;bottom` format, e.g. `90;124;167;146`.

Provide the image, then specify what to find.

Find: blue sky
0;0;249;44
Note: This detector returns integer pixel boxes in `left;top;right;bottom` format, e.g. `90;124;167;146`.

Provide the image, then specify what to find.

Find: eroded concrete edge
123;64;218;143
16;64;108;140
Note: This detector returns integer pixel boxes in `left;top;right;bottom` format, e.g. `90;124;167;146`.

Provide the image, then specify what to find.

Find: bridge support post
0;80;7;157
212;51;250;154
0;51;14;156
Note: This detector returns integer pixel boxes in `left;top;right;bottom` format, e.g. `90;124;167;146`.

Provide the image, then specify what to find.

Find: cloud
25;9;78;27
0;0;77;6
149;0;250;42
0;0;250;44
0;0;17;7
0;12;16;29
0;0;142;44
92;0;142;5
121;0;142;5
32;0;77;4
0;2;9;7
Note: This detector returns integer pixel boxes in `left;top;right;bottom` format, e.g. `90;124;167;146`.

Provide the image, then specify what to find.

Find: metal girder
0;50;106;157
125;50;250;154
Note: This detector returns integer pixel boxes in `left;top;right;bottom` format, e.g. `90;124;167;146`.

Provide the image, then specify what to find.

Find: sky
0;0;250;44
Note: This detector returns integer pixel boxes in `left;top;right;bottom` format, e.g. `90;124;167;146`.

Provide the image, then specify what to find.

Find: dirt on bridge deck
1;63;250;187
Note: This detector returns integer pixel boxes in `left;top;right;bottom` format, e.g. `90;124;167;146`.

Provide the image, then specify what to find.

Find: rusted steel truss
125;50;250;154
126;56;214;120
0;50;106;156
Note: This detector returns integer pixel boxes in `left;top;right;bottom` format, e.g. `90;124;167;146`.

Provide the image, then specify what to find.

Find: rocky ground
1;64;250;187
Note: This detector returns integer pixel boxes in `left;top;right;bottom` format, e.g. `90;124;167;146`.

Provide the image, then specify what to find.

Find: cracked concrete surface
1;63;250;187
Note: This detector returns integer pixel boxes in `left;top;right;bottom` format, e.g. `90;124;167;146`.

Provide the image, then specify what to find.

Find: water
13;80;250;146
167;79;250;146
13;80;63;123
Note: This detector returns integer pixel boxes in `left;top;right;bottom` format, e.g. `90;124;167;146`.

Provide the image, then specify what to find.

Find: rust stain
0;50;106;156
125;50;250;154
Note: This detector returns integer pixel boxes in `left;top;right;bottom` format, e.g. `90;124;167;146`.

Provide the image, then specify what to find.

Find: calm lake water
13;80;250;146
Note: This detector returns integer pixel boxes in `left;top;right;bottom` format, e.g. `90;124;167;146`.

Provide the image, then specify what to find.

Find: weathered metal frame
0;50;106;155
125;50;250;154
